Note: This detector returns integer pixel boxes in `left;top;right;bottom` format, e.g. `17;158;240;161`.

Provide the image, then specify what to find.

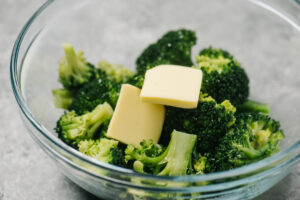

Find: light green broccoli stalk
125;130;197;176
52;88;75;109
237;100;270;114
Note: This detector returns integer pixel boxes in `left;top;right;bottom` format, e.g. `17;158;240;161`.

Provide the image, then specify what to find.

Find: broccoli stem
86;103;113;137
125;130;197;176
158;130;197;176
237;100;269;114
52;88;75;109
127;145;169;164
63;43;79;69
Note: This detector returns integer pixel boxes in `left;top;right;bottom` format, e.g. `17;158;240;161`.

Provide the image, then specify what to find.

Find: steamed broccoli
59;43;97;89
206;112;284;172
98;60;135;83
56;102;113;147
52;88;75;109
69;77;120;115
78;138;126;167
237;100;270;114
195;47;249;106
127;74;145;89
192;153;207;175
161;94;236;153
125;130;197;176
136;29;197;75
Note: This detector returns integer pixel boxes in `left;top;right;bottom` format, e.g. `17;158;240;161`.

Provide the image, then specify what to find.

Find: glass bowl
10;0;300;199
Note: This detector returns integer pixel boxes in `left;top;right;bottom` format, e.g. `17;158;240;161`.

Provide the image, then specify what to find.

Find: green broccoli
206;112;284;172
127;74;145;89
136;29;197;75
237;100;270;114
195;47;249;106
78;138;126;167
69;77;120;115
161;94;236;153
125;130;197;176
192;153;207;175
55;102;113;147
98;60;135;83
52;88;75;109
125;140;165;174
58;43;97;89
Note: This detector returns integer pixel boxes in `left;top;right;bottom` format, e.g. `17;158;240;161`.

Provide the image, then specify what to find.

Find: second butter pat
107;84;165;147
140;65;202;108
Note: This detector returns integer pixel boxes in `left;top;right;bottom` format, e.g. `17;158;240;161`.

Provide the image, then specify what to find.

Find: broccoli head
161;94;236;153
59;43;97;89
98;60;135;83
195;47;249;105
56;102;113;147
127;74;145;89
52;88;75;109
192;153;207;175
125;130;197;176
78;138;126;167
136;29;197;75
206;112;284;172
69;77;120;115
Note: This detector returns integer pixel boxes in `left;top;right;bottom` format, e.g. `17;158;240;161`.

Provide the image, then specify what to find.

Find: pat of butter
140;65;202;108
107;84;165;147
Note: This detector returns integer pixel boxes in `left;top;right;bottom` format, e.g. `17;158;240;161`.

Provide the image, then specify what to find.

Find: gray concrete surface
0;0;299;199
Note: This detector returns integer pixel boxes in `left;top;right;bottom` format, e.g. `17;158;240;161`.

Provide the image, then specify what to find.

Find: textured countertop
1;0;300;199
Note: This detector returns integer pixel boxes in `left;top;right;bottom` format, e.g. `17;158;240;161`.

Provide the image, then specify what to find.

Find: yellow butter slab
140;65;202;108
107;84;165;147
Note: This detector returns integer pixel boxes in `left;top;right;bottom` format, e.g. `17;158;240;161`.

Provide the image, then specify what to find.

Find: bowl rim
10;0;300;184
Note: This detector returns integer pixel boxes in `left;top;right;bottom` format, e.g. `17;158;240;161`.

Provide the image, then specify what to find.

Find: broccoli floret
98;60;135;83
52;88;75;109
78;138;126;167
136;29;197;75
127;74;145;89
193;153;207;175
206;112;284;172
69;77;120;115
58;43;97;89
237;100;270;114
195;47;249;105
125;140;165;174
125;130;197;176
55;102;113;147
161;94;236;153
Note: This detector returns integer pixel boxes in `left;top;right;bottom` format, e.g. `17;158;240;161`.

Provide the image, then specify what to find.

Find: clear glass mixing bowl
10;0;300;199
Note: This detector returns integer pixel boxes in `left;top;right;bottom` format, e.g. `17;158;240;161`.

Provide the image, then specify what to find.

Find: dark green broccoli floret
98;60;135;83
56;102;113;147
69;77;120;115
52;88;75;109
125;130;197;176
136;29;197;75
127;74;145;89
195;47;249;106
161;94;236;153
237;100;269;114
206;112;284;172
78;138;126;167
59;43;97;89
